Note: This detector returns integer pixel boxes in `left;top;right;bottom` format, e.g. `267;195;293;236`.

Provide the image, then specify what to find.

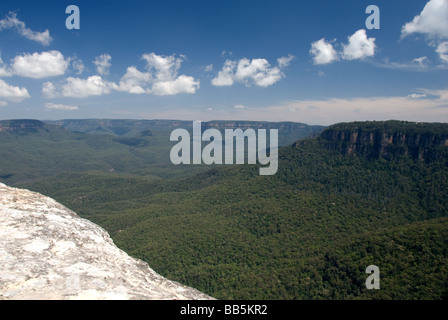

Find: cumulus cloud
117;66;151;94
235;58;283;87
212;55;293;87
436;42;448;63
59;75;115;98
401;0;448;64
0;12;52;46
0;53;12;77
310;30;376;64
151;74;199;95
11;51;69;79
41;82;56;98
93;54;112;75
143;53;183;82
211;60;236;86
277;55;294;68
401;0;448;40
142;53;199;95
310;38;338;65
71;58;85;74
43;52;199;98
42;75;116;98
0;66;11;77
342;29;376;60
44;102;78;111
0;79;30;102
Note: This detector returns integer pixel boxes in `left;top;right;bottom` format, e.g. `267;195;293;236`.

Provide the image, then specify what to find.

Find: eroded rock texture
0;183;213;300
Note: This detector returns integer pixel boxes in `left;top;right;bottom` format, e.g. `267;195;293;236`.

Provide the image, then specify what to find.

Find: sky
0;0;447;125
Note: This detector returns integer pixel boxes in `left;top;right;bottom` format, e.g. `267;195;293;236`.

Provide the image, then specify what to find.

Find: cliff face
0;120;46;133
319;121;448;161
0;183;213;300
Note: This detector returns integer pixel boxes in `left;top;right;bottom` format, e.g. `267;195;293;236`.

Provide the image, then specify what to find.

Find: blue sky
0;0;447;125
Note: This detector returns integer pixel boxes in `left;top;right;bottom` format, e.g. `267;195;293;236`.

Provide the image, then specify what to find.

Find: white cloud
211;60;236;86
204;64;213;72
407;93;427;99
93;54;112;75
143;53;182;82
44;102;78;111
0;101;8;107
0;12;52;46
310;38;338;65
117;66;151;94
436;42;448;63
150;74;199;96
0;66;11;77
221;50;233;57
277;55;294;68
310;30;375;65
401;0;448;40
401;1;448;66
60;75;115;98
12;51;69;79
43;75;116;98
0;79;30;102
342;29;376;60
235;58;282;87
413;56;428;66
212;55;293;87
41;82;57;98
374;57;431;71
43;52;199;98
0;53;12;77
142;53;199;95
234;104;245;109
71;58;85;74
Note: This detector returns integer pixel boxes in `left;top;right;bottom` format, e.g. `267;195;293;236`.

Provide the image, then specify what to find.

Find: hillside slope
19;120;448;299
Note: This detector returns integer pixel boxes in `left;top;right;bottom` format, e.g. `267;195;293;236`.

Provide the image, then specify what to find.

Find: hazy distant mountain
45;119;325;146
0;119;325;184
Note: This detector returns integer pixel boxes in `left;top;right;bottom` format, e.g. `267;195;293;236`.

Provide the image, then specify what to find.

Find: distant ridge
45;119;325;145
0;119;48;133
317;120;448;161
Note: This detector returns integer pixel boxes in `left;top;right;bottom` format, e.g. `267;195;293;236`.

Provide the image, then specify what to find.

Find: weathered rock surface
0;182;213;300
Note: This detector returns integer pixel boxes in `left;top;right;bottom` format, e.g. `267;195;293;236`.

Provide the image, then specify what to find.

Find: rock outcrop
0;183;213;300
0;119;47;133
319;120;448;161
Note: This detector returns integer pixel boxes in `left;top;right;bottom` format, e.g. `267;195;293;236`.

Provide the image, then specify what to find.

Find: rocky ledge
0;183;213;300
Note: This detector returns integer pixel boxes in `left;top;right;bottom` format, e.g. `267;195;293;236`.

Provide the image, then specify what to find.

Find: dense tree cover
15;121;448;300
0;119;323;183
325;120;448;135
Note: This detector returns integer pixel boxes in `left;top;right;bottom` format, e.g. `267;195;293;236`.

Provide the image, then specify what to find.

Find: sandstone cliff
0;182;213;300
0;119;47;133
319;121;448;161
